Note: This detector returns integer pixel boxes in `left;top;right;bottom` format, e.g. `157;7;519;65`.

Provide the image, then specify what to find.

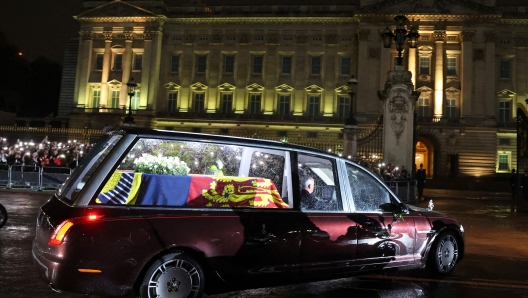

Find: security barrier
2;165;72;191
41;167;72;190
385;180;417;203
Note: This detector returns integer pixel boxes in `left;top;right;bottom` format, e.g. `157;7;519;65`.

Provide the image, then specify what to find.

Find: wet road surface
1;189;528;297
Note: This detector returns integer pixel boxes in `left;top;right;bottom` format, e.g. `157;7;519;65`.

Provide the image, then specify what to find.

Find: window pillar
433;30;445;119
101;33;113;108
77;32;94;108
461;31;474;118
408;47;417;86
120;36;133;108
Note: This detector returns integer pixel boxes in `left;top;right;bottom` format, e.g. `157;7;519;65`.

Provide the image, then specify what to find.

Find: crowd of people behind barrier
0;135;94;172
356;158;415;181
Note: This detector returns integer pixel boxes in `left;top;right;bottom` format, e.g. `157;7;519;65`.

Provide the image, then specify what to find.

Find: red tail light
48;214;103;246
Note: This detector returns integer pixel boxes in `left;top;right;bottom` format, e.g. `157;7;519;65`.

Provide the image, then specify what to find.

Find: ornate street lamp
346;75;359;125
124;77;137;125
381;12;420;66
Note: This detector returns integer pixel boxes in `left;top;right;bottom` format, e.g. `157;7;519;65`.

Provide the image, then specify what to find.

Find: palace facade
59;0;528;178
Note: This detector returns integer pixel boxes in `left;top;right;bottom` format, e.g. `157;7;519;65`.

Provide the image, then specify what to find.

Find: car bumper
32;240;131;296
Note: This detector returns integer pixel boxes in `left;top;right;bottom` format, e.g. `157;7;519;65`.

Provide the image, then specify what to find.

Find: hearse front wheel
140;252;204;298
428;231;459;275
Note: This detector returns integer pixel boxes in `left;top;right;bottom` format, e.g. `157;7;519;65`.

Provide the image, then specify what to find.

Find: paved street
1;188;528;297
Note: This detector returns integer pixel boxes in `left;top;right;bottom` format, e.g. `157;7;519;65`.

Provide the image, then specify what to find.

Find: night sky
0;0;85;63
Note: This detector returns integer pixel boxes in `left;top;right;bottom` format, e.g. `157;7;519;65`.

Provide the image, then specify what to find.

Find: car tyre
0;204;7;228
139;252;204;298
427;231;459;275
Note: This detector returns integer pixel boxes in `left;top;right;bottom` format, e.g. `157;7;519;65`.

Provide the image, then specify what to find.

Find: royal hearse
33;127;464;298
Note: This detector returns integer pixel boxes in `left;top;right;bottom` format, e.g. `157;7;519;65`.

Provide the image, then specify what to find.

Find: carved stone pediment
77;0;157;18
218;83;236;91
358;0;496;15
108;79;122;88
496;89;515;99
276;84;294;93
164;82;181;90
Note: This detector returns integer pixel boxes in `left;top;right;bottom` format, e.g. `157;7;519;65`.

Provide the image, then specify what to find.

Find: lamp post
346;75;359;125
124;78;137;125
381;12;420;66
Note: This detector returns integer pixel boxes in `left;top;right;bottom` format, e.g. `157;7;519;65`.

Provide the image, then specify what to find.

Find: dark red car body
32;128;464;297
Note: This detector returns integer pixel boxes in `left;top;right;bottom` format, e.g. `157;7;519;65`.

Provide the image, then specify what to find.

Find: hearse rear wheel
427;231;459;275
140;252;204;298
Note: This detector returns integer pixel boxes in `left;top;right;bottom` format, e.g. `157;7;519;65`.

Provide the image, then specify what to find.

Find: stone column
408;47;416;86
484;31;497;117
515;35;528;111
433;30;445;118
461;31;474;117
140;32;152;110
342;125;358;159
378;65;419;170
101;32;113;107
76;32;94;108
120;36;133;108
147;29;163;110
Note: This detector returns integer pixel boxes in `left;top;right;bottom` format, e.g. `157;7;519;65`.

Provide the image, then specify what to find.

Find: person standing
510;169;518;198
522;169;528;201
416;163;426;201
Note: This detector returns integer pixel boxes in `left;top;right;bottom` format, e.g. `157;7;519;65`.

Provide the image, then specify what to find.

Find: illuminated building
60;0;528;178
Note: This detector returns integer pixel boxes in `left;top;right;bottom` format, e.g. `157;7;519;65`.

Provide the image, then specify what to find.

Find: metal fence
385;180;417;203
1;166;71;191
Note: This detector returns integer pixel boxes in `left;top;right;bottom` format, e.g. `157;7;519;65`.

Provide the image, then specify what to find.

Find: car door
345;163;416;270
297;154;358;276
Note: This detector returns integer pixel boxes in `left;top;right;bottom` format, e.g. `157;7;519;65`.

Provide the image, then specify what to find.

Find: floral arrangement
133;153;190;176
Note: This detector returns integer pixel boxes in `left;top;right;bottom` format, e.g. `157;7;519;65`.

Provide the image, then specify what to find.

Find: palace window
92;90;101;108
249;94;261;115
170;55;180;73
197;55;207;73
499;101;511;123
419;57;430;75
282;56;292;74
446;57;457;76
224;55;235;74
418;97;430;117
111;90;120;108
193;93;205;112
252;56;263;74
168;92;177;112
113;54;123;71
133;53;143;71
307;95;320;117
337;96;350;118
278;94;290;116
94;54;104;71
497;152;511;171
283;36;293;41
220;93;233;114
254;36;264;41
444;98;456;118
311;56;321;75
341;57;350;75
500;60;510;79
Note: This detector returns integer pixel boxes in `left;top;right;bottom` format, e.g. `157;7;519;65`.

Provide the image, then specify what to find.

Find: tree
0;31;30;113
21;57;62;117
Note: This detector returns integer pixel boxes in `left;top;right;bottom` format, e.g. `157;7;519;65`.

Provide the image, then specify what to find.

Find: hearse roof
110;126;340;158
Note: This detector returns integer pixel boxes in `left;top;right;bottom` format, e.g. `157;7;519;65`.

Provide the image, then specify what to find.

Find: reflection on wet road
1;190;528;298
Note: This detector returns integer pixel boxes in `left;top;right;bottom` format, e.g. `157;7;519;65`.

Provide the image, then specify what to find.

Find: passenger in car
300;176;317;210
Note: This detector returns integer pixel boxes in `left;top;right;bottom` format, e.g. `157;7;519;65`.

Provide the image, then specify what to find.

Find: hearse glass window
91;138;293;209
58;134;122;202
346;163;391;212
298;154;342;212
